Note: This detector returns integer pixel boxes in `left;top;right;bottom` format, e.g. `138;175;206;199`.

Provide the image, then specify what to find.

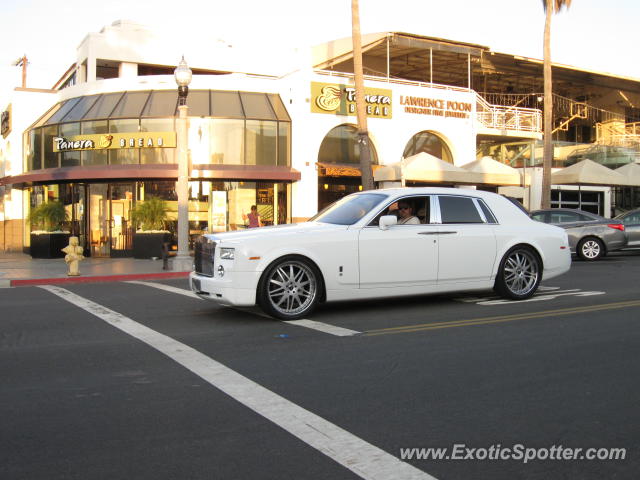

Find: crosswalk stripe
284;319;360;336
126;280;202;299
39;285;434;480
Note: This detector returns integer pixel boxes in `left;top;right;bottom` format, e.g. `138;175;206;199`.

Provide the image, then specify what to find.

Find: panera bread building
2;21;640;255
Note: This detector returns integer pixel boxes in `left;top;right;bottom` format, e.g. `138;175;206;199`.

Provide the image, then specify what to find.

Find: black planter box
133;232;172;259
30;233;71;259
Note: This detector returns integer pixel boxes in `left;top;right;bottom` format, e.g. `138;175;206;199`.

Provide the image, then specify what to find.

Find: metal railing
475;95;542;132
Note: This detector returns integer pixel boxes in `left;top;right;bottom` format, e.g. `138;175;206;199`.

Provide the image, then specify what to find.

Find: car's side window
551;212;581;223
368;196;431;226
531;212;546;222
438;196;484;224
625;213;640;225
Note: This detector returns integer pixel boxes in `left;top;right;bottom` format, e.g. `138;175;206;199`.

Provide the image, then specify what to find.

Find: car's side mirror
379;215;398;231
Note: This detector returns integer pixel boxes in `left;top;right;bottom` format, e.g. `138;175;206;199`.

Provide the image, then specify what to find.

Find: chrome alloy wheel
502;250;539;296
266;260;318;317
580;239;602;260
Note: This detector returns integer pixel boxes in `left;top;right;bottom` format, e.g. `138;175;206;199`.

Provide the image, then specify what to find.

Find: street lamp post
173;56;193;271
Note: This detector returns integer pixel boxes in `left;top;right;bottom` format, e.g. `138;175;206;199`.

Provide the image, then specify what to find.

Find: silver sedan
530;208;627;261
615;208;640;248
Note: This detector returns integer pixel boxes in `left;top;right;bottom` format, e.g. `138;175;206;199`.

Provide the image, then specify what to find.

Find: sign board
53;132;177;152
311;82;392;119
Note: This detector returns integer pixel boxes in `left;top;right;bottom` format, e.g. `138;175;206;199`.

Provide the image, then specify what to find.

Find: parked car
530;208;626;261
191;188;571;319
615;208;640;248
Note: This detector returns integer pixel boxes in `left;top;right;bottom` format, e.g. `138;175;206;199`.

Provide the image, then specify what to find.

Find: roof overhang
1;164;301;188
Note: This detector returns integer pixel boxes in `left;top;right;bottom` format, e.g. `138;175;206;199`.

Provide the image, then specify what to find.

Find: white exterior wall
0;89;57;222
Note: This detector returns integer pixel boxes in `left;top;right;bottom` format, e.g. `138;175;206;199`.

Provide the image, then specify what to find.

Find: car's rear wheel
494;246;541;300
257;256;321;320
577;237;604;261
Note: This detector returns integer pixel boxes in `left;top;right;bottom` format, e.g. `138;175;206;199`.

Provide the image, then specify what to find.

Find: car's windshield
309;193;388;225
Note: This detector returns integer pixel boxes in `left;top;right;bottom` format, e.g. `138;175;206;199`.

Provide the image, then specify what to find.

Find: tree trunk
542;0;553;209
351;0;374;191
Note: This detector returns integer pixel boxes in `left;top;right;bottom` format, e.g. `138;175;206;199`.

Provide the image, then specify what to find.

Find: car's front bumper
189;271;260;307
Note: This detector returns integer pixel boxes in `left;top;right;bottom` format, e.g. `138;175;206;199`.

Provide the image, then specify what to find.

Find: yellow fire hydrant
62;236;84;276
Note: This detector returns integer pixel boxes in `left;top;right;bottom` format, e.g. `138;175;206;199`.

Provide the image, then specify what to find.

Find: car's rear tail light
607;223;625;231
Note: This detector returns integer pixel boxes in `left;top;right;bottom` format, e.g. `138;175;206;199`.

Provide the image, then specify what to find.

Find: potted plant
130;196;172;259
29;201;71;258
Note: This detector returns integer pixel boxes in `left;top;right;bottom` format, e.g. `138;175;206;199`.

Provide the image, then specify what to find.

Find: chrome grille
194;236;216;277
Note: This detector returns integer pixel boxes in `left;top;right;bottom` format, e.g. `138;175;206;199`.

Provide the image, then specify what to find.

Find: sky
1;0;638;95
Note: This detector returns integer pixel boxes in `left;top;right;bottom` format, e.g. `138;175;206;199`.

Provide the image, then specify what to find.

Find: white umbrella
374;152;482;184
461;156;526;186
551;159;630;186
614;162;640;187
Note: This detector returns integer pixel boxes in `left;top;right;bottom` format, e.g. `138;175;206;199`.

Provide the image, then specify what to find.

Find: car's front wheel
577;237;604;261
257;256;321;320
494;246;541;300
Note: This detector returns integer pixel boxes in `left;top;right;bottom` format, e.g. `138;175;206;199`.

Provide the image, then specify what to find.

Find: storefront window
246;120;277;166
402;131;453;163
60;123;81;167
42;125;59;169
209;119;244;164
278;122;290;167
27;128;42;171
81;120;108;166
140;118;175;164
109;119;140;164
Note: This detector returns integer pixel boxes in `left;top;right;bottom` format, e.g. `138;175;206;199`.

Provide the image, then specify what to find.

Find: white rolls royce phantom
190;188;571;320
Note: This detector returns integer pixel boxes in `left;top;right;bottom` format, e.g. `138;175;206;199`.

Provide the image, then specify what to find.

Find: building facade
2;22;639;255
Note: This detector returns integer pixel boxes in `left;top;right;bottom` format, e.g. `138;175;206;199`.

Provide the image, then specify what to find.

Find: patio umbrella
461;156;526;186
614;162;640;187
551;159;630;186
374;152;482;185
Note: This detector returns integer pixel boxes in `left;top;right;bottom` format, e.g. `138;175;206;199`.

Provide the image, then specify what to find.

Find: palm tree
351;0;374;191
541;0;572;208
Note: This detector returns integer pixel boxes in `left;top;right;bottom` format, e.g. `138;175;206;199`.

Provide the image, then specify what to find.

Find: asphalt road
2;251;639;479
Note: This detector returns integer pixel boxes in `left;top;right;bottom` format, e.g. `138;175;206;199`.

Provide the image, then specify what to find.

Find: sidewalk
0;252;190;287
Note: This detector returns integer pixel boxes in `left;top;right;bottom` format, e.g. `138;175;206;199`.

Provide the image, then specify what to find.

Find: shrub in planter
131;197;172;259
28;201;71;258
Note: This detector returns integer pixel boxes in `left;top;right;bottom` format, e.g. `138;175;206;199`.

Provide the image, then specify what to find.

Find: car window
550;212;587;223
438;196;484;224
624;213;640;225
478;200;498;224
310;193;387;225
368;196;431;226
531;212;547;222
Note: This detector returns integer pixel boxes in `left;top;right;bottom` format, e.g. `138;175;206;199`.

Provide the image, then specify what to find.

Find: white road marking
127;280;202;300
39;285;434;480
454;287;605;305
284;319;360;336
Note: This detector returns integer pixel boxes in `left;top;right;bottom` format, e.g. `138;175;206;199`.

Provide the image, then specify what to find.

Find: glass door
89;184;110;257
109;183;134;257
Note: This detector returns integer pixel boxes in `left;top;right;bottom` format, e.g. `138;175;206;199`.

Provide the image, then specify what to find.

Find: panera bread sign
311;82;392;119
53;132;177;152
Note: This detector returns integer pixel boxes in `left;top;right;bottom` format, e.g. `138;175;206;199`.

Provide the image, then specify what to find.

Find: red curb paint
11;271;190;287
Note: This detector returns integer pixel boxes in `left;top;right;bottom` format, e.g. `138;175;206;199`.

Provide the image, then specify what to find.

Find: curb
10;271;190;287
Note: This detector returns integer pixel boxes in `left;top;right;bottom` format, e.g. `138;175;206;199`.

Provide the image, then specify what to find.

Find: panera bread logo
53;132;177;152
311;82;392;118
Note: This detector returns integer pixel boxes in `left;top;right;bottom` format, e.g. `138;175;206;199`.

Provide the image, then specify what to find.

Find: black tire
494;246;542;300
577;237;604;261
257;256;322;320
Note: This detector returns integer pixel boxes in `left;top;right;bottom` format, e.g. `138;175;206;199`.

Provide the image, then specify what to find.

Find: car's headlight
219;247;235;260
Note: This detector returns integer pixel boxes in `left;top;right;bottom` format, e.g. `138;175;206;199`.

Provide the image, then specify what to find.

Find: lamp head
174;56;192;88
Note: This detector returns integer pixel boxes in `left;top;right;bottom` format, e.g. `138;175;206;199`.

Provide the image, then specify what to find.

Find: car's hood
202;222;348;245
